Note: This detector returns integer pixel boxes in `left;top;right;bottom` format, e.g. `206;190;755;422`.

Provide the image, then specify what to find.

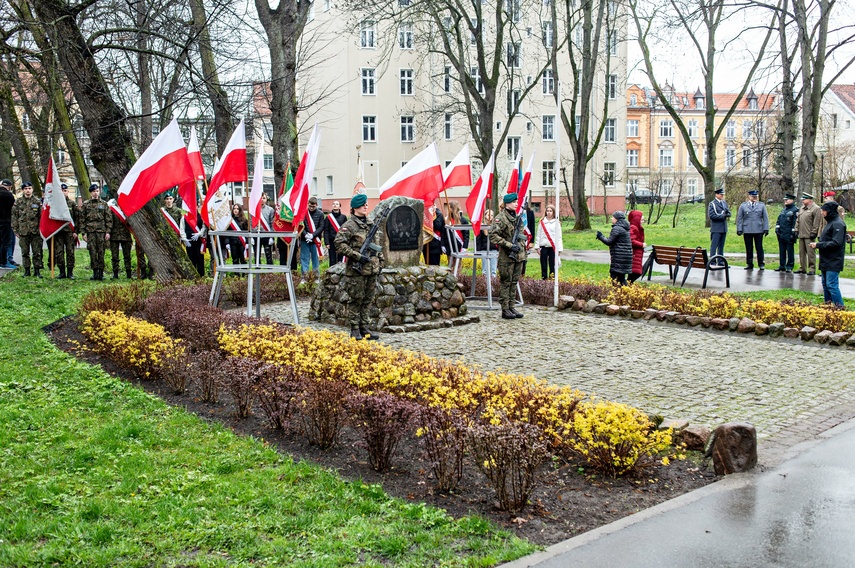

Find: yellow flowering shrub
81;310;183;379
570;400;672;478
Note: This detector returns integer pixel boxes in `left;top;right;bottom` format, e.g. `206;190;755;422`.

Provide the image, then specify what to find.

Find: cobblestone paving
261;300;855;464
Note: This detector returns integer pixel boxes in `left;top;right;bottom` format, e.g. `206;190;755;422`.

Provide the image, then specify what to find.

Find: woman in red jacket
628;209;645;283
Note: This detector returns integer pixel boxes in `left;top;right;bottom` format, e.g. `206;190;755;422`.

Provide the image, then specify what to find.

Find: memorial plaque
387;206;421;251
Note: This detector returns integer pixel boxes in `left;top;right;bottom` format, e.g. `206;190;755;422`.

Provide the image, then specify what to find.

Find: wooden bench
847;231;855;254
641;245;730;289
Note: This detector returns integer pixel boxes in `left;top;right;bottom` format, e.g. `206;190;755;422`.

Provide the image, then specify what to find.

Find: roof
627;85;776;112
829;84;855;116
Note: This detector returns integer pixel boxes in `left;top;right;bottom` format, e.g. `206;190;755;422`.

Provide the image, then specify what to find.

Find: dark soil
47;316;718;547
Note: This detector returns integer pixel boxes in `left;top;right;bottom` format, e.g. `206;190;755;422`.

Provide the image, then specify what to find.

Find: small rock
728;317;740;331
829;332;851;346
768;322;785;337
708;422;758;475
573;299;586;311
656;310;669;321
557;295;575;310
813;330;832;344
659;418;689;431
700;317;712;328
584;299;598;313
783;327;800;339
619;305;631;317
710;318;729;330
644;308;658;320
677;425;712;451
685;315;703;326
799;326;817;341
754;323;769;336
736;318;756;333
593;303;608;314
846;335;855;348
606;304;621;316
665;311;680;322
631;310;645;319
673;314;687;325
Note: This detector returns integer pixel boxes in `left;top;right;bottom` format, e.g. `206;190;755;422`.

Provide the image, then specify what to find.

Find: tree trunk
571;156;590;230
34;0;197;281
0;77;38;189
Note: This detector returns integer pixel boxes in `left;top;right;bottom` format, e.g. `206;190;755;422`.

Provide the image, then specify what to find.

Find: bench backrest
651;245;709;269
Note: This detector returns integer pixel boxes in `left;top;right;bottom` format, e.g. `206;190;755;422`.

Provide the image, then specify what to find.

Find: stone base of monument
309;263;480;332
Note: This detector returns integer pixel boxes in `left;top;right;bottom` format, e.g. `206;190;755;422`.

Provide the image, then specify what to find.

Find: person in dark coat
0;179;17;269
708;187;730;266
810;201;847;307
596;210;633;286
321;200;347;265
228;203;249;265
426;205;445;265
475;208;498;276
774;193;798;272
627;209;645;283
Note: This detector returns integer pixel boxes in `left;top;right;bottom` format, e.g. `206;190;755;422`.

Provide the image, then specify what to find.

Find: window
542;115;555;141
661;179;672;195
507;43;521;68
470;17;477;45
398;22;414;49
575;115;581;138
659;147;673;167
742;148;753;167
441;16;452;31
627;149;639;167
507;89;521;115
627;119;638;138
57;149;65;164
749;98;758;110
444;113;453;140
326;175;334;195
443;66;452;93
507;0;521;22
151;124;160;137
362;116;377;142
607;29;618;55
726;120;735;139
507;136;521;160
756;120;765;138
688;119;698;138
360;21;376;48
606;74;617;99
604;118;616;142
361;68;375;95
308;2;314;21
603;162;616;187
470;67;483;93
696;97;705;110
263;153;274;170
84;154;92;166
608;0;618;18
323;0;330;11
542;21;554;48
399;0;410;5
688;178;697;195
542;69;554;94
542;161;556;186
400;116;415;142
726;148;736;168
630;94;637;106
400;69;414;95
742;120;752;139
659;120;673;138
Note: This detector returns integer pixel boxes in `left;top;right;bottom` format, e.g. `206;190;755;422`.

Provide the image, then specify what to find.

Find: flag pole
50;237;55;279
554;80;561;307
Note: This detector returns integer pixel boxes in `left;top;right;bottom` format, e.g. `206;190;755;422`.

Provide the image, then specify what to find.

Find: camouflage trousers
497;254;524;310
49;232;75;270
110;240;133;274
342;272;377;327
86;233;107;271
18;233;44;270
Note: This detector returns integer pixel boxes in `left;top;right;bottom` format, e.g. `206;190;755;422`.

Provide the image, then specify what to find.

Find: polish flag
180;125;204;232
465;151;495;236
379;142;443;201
442;145;471;191
516;153;535;214
288;124;321;228
202;118;247;226
187;125;206;181
39;156;74;240
505;152;521;196
249;149;265;228
116;118;195;217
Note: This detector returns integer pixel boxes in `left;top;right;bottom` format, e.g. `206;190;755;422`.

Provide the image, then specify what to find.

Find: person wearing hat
0;179;16;269
818;191;839;236
334;193;385;339
162;194;183;226
774;193;799;272
491;193;528;319
321;199;347;266
109;200;135;279
79;183;112;280
795;192;821;275
708;187;731;266
735;189;769;270
596;210;633;285
50;183;80;279
810;201;847;307
11;181;44;277
300;196;325;275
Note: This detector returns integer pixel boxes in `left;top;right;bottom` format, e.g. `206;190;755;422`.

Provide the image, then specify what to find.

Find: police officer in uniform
80;183;111;280
334;193;385;340
491;193;528;320
735;189;769;270
11;181;43;277
109;205;134;279
774;193;798;272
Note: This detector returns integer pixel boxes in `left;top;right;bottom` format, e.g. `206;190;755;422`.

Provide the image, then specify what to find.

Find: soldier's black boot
34;268;42;278
24;267;31;277
350;326;364;340
112;270;120;280
359;326;379;341
58;267;67;279
509;307;524;319
90;271;97;281
67;269;74;280
501;308;516;320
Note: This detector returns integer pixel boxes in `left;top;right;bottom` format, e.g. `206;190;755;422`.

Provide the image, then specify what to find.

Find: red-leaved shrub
347;391;418;472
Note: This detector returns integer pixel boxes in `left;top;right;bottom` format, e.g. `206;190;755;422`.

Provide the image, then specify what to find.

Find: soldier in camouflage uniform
109;206;134;279
490;193;528;320
333;193;385;340
11;181;44;277
163;194;183;226
80;183;112;280
50;184;80;279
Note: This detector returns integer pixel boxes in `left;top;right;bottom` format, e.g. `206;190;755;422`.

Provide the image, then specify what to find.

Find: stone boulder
677;425;712;452
754;323;769;336
736;318;756;333
706;422;758;475
814;330;832;344
710;318;729;330
557;295;575;310
605;304;621;316
768;322;785;337
685;315;703;327
782;327;800;339
829;332;851;346
799;326;817;341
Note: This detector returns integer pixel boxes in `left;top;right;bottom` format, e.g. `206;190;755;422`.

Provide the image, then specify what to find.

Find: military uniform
775;197;798;272
796;195;821;274
50;196;79;278
490;199;528;318
80;197;112;279
11;193;43;276
334;205;385;339
164;205;183;226
110;211;134;279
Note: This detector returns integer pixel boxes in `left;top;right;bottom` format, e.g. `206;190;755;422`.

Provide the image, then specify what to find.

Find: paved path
262;299;855;466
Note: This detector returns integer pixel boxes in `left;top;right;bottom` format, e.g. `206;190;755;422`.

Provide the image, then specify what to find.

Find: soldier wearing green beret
491;193;528;319
80;183;111;280
334;193;385;340
11;182;44;277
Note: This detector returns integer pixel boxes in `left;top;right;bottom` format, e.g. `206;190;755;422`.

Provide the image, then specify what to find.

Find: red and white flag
442;145;471;191
108;199;127;222
516;153;535;214
287;124;321;228
116;118;194;217
465;151;495;236
39;156;74;240
249;148;265;228
160;208;181;235
379;142;443;201
202;118;247;227
187;125;206;181
179;126;204;233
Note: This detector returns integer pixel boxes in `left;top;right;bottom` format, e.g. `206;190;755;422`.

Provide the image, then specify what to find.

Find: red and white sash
305;213;323;257
160;208;181;235
328;214;342;233
539;218;561;267
229;218;248;254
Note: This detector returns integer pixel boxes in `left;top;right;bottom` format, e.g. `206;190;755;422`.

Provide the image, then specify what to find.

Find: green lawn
0;257;534;567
